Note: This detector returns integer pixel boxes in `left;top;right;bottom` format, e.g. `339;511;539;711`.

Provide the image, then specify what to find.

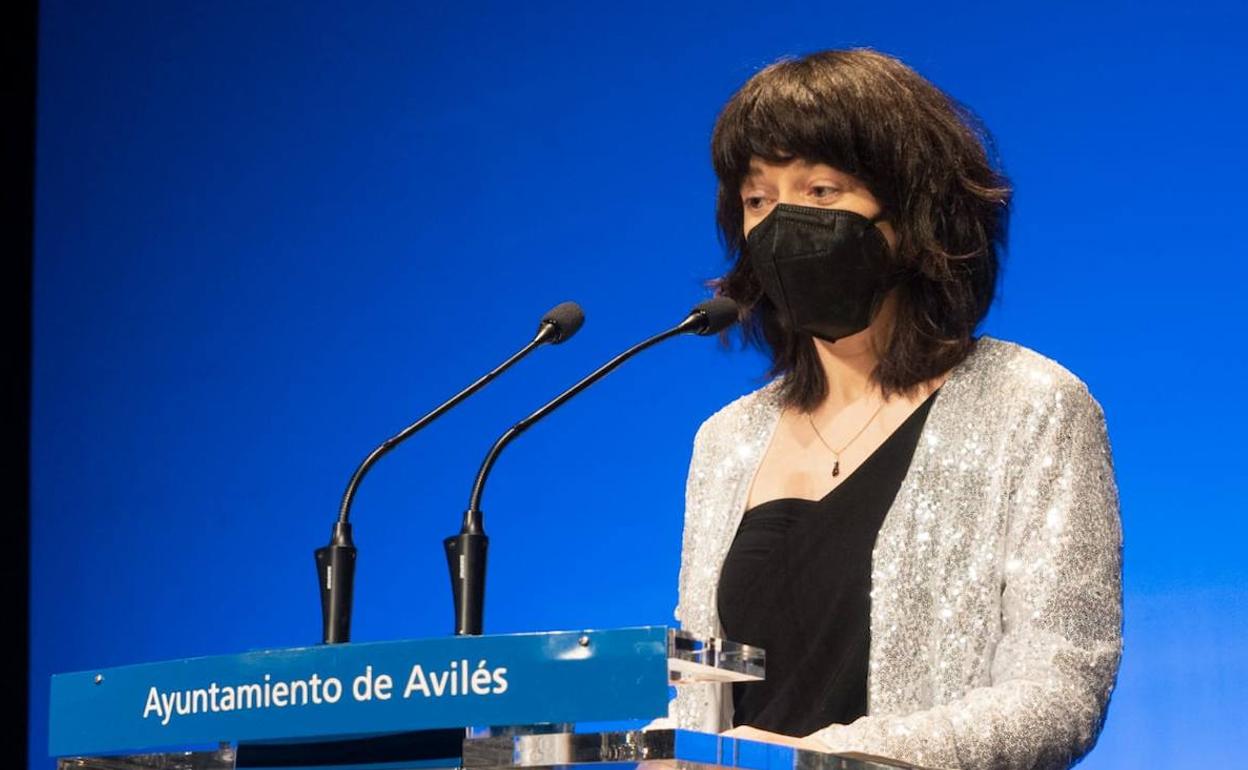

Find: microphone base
444;530;488;636
316;522;357;644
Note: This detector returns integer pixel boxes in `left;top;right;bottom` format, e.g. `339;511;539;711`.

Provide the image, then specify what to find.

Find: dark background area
5;2;35;769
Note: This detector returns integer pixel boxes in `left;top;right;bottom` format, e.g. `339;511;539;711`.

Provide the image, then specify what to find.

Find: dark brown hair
711;49;1012;411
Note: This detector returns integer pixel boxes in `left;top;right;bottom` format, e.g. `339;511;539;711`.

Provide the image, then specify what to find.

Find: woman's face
739;157;897;252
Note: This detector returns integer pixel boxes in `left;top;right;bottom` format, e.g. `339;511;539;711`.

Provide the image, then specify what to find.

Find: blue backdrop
30;1;1247;767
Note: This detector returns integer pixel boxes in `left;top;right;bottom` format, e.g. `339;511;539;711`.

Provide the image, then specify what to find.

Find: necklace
807;398;886;477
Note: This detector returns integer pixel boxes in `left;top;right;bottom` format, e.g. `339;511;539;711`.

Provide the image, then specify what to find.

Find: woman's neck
812;335;880;413
807;290;900;414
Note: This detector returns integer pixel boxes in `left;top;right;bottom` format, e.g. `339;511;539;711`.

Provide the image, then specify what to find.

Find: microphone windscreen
691;296;740;335
540;301;585;343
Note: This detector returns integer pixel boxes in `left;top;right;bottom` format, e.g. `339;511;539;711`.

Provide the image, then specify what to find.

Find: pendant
832;460;840;477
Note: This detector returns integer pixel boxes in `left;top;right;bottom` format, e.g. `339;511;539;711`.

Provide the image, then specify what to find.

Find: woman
662;50;1123;770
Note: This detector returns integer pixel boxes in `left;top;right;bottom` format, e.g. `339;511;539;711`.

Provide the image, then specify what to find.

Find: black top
717;387;940;736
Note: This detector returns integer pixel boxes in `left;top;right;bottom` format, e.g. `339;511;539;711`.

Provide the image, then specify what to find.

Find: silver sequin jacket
667;336;1122;770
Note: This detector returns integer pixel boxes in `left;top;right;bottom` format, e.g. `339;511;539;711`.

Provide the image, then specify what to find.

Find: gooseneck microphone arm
337;335;543;527
317;301;584;645
465;325;681;520
446;297;739;636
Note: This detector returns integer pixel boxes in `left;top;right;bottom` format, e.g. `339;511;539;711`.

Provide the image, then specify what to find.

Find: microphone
444;296;739;636
316;301;585;644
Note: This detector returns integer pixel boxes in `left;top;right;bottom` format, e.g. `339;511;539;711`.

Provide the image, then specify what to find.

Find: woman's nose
776;190;799;205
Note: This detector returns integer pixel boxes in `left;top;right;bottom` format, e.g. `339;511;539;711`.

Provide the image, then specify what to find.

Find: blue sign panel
49;626;670;757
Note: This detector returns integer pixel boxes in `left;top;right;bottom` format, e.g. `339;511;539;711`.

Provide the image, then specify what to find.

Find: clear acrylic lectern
50;627;923;770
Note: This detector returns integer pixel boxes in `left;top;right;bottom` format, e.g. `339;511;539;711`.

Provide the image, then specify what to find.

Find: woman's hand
719;725;828;752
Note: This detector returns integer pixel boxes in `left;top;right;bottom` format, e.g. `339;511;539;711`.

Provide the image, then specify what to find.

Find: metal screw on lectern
578;635;590;647
94;674;103;685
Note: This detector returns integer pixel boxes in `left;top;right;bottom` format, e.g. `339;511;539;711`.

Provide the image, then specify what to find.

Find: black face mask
745;202;897;343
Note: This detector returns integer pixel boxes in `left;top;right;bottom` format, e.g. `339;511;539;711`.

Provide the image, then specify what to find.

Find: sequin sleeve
673;420;708;629
667;417;734;733
808;382;1123;770
642;423;708;733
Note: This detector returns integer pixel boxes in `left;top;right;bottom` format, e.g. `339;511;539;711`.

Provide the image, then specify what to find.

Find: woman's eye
743;195;768;210
811;185;840;199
